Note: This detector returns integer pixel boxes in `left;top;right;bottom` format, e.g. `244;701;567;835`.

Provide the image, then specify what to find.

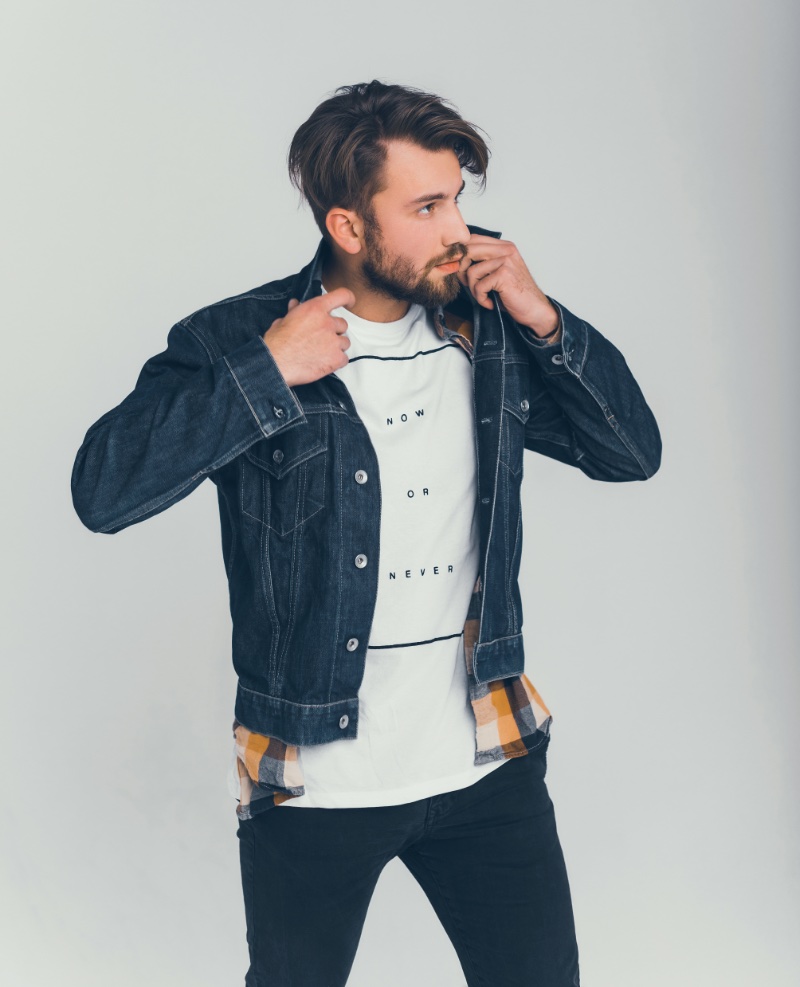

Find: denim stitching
237;683;353;710
183;318;216;361
328;416;346;701
476;297;505;652
223;355;272;438
260;509;281;688
569;330;652;478
96;431;256;532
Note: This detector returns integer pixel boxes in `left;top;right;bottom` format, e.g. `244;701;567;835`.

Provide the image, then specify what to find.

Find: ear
325;207;363;256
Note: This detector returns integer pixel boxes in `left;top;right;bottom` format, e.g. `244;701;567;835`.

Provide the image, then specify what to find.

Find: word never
388;564;455;580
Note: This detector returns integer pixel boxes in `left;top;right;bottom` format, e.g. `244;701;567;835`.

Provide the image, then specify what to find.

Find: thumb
286;297;300;311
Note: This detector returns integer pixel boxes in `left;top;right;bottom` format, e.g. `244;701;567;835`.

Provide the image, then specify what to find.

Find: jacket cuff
223;334;305;437
515;295;587;378
516;311;563;347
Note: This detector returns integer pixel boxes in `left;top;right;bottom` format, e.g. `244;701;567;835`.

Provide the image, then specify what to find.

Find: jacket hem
235;681;360;746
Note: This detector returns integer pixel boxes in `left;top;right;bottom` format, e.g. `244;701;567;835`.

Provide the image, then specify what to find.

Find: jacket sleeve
512;295;662;481
71;317;306;534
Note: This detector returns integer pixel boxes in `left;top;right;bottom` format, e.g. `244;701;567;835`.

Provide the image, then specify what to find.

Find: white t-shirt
279;291;505;808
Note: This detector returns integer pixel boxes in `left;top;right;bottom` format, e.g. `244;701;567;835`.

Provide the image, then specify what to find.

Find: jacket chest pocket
240;416;329;537
500;361;531;477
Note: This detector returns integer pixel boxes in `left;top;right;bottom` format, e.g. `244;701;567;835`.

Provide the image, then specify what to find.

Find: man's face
358;140;471;308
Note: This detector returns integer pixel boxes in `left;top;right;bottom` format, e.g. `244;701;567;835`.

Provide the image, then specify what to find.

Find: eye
419;193;463;216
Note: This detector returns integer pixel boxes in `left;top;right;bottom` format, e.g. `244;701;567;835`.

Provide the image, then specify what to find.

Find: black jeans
237;736;580;986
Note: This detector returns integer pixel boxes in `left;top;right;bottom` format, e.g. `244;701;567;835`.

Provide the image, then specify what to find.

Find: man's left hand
457;233;559;338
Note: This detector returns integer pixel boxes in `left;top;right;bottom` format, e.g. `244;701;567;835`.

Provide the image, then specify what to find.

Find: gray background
2;0;797;984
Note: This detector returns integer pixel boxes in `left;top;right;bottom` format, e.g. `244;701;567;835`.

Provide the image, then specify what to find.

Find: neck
320;249;411;323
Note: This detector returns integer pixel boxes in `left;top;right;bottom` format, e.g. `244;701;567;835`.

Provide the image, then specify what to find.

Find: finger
323;286;356;312
287;298;300;311
466;256;505;286
458;245;509;286
464;233;506;245
463;239;511;264
470;267;504;309
331;315;350;334
466;257;505;301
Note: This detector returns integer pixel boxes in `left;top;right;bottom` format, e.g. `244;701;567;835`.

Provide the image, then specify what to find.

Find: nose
443;207;471;252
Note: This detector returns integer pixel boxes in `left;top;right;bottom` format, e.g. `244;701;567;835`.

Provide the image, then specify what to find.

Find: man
72;80;661;986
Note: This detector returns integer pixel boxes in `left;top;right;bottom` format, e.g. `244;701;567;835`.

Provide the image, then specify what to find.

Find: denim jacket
71;224;662;750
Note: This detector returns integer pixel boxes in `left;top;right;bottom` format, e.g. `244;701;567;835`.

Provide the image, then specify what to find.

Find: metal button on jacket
551;353;564;365
354;554;368;568
354;470;368;484
346;637;359;651
520;399;529;413
272;449;284;463
339;715;349;729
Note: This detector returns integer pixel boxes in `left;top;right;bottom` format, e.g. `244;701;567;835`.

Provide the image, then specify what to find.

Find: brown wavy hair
288;80;490;239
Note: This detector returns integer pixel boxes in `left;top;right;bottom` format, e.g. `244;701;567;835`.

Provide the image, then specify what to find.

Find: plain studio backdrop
1;1;797;984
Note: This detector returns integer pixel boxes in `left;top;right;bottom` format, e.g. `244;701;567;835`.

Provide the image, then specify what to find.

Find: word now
386;408;425;425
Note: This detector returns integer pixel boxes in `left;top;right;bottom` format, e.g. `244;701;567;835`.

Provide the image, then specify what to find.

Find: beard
360;218;466;309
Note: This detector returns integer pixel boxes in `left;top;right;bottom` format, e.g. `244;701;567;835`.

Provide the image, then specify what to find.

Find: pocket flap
243;420;326;480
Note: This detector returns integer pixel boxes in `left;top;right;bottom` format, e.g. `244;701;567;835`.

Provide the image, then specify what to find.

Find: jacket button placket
340;421;379;739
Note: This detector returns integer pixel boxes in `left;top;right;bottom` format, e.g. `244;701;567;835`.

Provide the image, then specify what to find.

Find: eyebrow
408;178;466;206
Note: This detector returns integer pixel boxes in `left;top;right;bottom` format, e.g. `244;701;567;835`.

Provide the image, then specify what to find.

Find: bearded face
360;212;466;309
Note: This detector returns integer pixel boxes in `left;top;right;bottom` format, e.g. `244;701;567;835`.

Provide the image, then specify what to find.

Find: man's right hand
261;288;355;388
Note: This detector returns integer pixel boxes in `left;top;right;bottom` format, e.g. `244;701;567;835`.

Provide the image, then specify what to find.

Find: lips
436;260;461;272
